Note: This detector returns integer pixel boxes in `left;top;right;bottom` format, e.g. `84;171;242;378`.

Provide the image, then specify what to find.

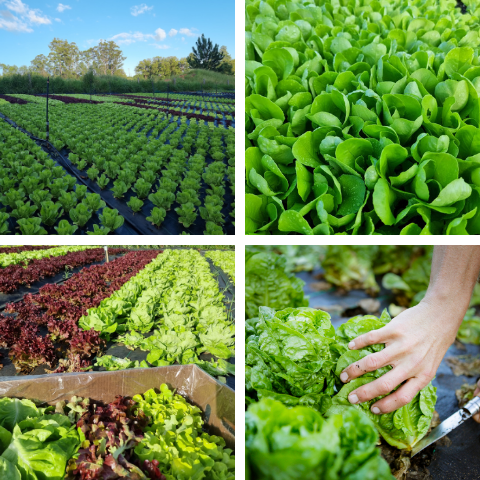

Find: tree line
0;35;234;79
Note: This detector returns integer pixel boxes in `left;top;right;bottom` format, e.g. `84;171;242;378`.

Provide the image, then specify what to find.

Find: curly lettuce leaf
245;250;308;319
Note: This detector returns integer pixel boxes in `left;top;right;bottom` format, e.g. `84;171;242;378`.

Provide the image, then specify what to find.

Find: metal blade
411;409;470;457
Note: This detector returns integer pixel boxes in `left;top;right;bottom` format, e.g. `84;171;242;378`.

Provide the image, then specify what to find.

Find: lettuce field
246;0;480;235
0;246;235;383
0;92;234;235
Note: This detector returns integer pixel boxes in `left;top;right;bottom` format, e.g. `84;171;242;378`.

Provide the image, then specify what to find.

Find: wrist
419;291;469;328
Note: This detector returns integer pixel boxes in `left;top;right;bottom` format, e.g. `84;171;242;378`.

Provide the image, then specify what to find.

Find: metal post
104;245;109;263
46;77;50;143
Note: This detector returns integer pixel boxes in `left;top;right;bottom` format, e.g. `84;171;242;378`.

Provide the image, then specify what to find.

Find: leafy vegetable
246;398;393;480
457;308;480;345
328;311;437;450
133;384;235;480
246;306;335;411
245;250;307;319
245;0;480;235
0;397;79;480
95;355;147;371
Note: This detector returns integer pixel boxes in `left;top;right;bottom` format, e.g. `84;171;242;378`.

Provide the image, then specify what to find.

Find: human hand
339;299;464;414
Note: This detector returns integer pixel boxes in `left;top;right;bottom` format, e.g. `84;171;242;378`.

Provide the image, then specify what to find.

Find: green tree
82;69;95;93
187;34;225;71
134;56;189;79
0;64;20;76
135;59;154;79
78;48;98;76
95;41;126;76
218;46;234;74
30;54;50;76
48;38;80;77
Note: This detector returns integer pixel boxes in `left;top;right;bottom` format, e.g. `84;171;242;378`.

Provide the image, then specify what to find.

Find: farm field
0;246;235;388
246;0;480;235
245;245;480;478
0;92;235;235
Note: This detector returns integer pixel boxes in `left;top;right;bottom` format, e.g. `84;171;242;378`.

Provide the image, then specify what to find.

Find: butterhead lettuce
246;398;394;480
328;311;437;450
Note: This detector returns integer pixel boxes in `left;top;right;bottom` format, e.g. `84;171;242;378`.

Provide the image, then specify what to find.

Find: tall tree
187;34;225;71
48;38;80;78
78;48;98;76
218;46;234;74
0;64;20;76
30;54;50;76
135;59;154;79
95;41;125;76
134;56;189;79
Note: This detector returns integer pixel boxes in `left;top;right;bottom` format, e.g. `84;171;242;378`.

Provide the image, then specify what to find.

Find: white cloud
154;27;165;41
0;13;32;32
179;27;197;37
0;0;50;32
110;27;167;46
57;3;71;12
26;9;50;24
130;3;153;16
168;28;177;37
110;31;151;45
54;17;61;22
150;43;170;49
3;0;28;15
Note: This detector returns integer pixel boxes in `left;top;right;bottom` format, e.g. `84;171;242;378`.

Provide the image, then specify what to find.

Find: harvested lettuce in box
0;397;79;480
133;384;235;480
245;250;308;319
246;398;394;480
328;311;437;450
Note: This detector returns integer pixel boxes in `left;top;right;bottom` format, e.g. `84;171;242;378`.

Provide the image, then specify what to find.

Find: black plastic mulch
0;105;234;235
0;249;236;391
0;112;138;235
0;253;125;310
298;268;480;480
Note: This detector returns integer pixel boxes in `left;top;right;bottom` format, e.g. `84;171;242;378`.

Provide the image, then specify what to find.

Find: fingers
347;367;407;406
347;327;385;351
370;376;430;414
340;350;390;383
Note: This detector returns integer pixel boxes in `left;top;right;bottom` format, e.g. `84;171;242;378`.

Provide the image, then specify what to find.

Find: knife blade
411;395;480;457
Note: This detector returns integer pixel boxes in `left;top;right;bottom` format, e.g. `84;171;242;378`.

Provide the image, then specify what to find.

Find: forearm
423;245;480;324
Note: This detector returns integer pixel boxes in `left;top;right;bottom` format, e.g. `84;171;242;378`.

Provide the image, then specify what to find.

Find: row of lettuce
0;248;235;383
245;247;442;480
0;245;96;268
79;249;235;381
1;100;234;235
0;384;234;480
246;0;480;234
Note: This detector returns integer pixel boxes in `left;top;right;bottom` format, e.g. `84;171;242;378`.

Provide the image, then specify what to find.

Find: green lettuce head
246;398;394;480
328;311;437;450
246;306;336;412
245;250;308;319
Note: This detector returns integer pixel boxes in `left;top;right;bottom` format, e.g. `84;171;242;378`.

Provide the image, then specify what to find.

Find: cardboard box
0;364;235;449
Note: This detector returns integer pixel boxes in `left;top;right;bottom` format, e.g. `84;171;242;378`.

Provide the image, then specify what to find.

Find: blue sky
0;0;235;75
